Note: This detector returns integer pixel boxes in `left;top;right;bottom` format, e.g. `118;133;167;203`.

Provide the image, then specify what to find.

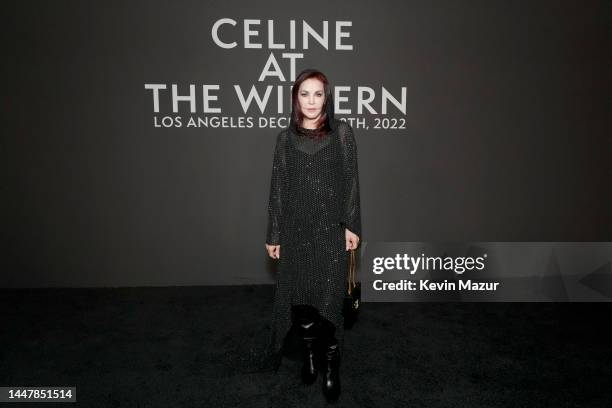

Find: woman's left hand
345;229;360;251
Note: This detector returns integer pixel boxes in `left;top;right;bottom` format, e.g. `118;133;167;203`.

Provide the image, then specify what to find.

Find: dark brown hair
289;69;336;139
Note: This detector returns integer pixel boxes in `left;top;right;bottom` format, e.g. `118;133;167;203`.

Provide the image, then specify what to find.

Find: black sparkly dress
263;118;362;368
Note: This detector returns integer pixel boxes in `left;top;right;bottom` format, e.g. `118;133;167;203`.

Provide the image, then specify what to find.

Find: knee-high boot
294;305;322;385
320;318;341;403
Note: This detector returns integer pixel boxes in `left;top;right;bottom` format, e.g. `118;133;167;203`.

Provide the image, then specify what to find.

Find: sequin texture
264;118;362;362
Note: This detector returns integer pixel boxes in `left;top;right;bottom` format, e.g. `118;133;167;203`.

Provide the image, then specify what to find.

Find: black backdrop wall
4;1;610;287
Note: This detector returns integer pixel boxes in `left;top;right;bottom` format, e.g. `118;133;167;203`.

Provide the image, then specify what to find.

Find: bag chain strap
347;249;356;295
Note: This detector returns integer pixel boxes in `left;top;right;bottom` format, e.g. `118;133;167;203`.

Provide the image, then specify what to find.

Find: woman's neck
300;119;320;129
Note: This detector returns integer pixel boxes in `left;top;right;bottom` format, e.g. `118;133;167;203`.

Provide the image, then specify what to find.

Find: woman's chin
303;112;321;120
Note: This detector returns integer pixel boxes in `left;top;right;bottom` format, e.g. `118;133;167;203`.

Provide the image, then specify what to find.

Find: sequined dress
261;118;362;369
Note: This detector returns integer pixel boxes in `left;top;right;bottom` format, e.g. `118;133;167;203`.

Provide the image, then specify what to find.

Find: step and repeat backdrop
4;1;610;294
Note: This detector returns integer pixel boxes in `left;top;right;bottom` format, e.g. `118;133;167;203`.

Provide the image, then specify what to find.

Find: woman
263;68;361;403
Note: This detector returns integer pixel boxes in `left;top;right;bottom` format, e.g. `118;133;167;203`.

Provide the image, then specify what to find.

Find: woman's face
297;78;325;125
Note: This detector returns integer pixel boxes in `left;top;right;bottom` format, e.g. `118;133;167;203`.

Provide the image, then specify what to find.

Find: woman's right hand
265;244;280;259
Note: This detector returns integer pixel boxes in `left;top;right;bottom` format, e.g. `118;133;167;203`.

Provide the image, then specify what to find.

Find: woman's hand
345;229;360;251
265;244;280;259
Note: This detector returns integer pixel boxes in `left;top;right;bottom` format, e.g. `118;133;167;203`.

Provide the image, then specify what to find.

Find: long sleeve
338;122;362;238
266;131;286;245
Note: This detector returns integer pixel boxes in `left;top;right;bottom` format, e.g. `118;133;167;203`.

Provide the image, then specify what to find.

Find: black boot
320;321;341;403
298;319;320;384
296;307;322;385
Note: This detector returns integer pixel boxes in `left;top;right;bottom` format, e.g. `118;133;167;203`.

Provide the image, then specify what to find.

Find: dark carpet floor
1;285;610;407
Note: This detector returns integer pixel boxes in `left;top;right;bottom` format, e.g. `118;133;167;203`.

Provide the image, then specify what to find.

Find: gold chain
347;249;356;295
